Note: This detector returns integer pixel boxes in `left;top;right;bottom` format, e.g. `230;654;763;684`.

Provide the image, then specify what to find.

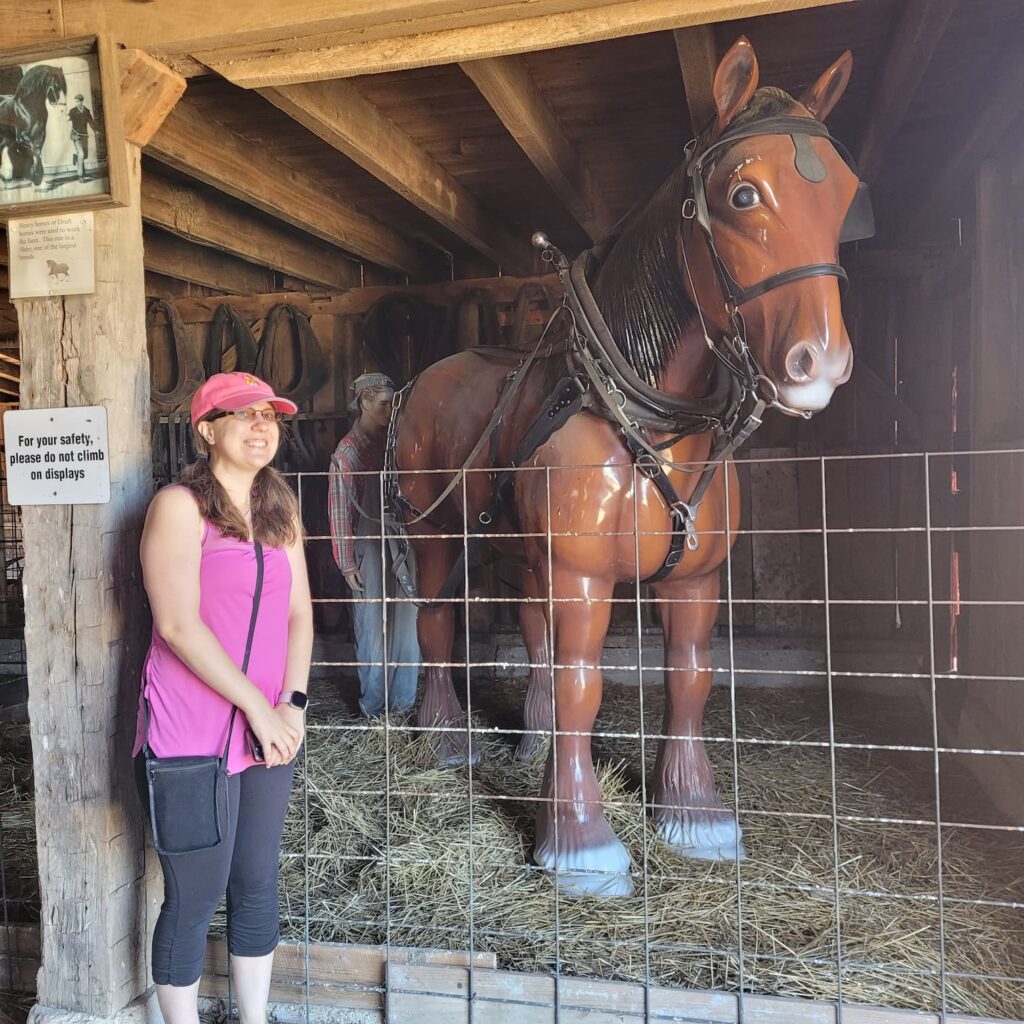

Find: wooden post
16;144;158;1018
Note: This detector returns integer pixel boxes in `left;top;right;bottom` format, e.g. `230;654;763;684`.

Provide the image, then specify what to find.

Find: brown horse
392;38;864;897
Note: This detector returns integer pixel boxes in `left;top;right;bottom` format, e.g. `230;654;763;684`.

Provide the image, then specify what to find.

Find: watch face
289;691;309;710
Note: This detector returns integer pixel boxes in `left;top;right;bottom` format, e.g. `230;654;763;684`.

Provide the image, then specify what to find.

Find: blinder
683;114;874;309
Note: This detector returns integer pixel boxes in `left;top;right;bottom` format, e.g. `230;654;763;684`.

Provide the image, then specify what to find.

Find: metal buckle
681;197;697;221
670;500;700;551
635;453;660;480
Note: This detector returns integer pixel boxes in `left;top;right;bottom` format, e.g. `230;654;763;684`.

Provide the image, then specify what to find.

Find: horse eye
729;184;761;210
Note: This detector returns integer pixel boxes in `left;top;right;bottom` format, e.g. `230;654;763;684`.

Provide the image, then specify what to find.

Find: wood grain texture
460;55;613;240
17;143;155;1015
673;24;718;134
856;0;956;182
143;225;278;293
387;961;1011;1023
118;49;187;148
147;99;427;276
261;79;530;273
197;0;853;87
141;173;361;290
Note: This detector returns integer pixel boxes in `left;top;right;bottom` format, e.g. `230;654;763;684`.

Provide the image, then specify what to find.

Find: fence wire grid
3;447;1024;1024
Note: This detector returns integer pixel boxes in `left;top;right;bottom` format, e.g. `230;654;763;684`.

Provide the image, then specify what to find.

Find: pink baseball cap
190;372;298;425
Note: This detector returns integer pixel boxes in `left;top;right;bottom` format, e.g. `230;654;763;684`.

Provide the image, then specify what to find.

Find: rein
385;110;871;591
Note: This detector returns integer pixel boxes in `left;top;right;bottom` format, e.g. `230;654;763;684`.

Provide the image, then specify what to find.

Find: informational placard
3;406;110;506
7;213;95;299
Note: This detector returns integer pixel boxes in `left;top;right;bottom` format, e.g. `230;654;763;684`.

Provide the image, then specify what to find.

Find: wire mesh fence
2;447;1024;1021
252;447;1024;1021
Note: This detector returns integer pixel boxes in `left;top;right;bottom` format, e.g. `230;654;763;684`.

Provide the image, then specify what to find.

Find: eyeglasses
210;408;286;423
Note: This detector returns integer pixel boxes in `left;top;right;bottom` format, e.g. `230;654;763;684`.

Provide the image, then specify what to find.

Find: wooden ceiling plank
119;50;188;148
141;173;362;290
262;80;531;274
910;53;1024;234
197;0;852;87
461;55;613;241
856;0;956;183
147;100;426;277
60;1;596;56
143;228;278;294
673;25;718;136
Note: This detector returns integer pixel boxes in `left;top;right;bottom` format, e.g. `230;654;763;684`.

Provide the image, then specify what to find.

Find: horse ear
800;51;853;121
712;37;760;137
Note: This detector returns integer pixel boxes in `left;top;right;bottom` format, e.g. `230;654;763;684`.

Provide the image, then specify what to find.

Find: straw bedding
3;686;1023;1018
277;680;1024;1020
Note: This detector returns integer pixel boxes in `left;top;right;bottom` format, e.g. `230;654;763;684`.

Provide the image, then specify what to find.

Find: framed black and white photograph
0;35;128;221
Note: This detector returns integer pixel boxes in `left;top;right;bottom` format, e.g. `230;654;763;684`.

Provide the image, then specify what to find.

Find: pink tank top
133;505;293;774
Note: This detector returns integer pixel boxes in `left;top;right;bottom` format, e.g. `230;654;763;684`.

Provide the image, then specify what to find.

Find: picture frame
0;34;129;221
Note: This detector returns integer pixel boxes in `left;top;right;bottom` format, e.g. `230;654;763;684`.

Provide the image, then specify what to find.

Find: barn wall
950;155;1024;825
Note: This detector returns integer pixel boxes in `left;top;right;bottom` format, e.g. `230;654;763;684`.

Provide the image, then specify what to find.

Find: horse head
18;65;67;108
680;37;864;415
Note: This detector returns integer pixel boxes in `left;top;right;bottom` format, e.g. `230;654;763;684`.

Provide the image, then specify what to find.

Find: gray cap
348;371;395;412
74;93;84;101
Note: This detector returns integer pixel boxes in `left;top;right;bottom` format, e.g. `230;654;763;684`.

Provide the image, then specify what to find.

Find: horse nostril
786;342;820;383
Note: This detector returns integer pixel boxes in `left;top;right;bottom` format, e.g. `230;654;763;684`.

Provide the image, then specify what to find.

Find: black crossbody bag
144;542;264;856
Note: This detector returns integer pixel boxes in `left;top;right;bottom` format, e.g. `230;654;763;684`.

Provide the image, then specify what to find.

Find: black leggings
135;755;295;986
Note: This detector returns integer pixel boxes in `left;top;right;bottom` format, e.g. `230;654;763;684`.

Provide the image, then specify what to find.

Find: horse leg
516;568;552;761
651;571;745;860
533;570;632;897
412;531;479;766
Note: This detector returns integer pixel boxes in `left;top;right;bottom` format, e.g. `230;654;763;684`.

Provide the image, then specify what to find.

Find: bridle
679;113;874;418
529;111;873;570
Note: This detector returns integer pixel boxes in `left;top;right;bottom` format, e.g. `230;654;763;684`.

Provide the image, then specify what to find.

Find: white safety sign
3;406;110;505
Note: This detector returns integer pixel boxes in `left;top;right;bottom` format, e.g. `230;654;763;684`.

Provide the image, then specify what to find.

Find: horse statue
388;37;872;897
0;65;67;186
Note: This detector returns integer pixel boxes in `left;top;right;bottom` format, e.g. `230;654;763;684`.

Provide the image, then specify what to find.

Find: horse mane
591;86;799;386
17;65;65;102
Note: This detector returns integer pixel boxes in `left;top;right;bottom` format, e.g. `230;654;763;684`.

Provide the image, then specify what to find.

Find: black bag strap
145;540;265;764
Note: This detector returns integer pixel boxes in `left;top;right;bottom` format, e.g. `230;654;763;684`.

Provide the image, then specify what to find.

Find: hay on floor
278;682;1024;1020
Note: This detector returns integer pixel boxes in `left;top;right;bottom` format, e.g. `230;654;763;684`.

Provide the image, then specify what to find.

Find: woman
133;371;313;1024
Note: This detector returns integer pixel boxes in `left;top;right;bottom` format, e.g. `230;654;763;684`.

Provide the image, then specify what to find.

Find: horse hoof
437;731;482;768
515;732;548;761
657;815;746;862
535;836;633;899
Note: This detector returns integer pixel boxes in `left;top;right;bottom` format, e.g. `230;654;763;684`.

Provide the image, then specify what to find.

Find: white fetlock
535;835;634;898
657;814;746;862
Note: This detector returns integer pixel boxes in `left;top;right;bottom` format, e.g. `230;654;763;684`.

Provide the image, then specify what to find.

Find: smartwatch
279;690;309;712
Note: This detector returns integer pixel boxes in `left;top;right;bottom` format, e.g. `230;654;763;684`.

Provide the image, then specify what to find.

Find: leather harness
386;112;873;598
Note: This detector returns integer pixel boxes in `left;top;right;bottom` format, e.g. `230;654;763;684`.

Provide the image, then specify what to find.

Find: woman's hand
250;704;301;767
273;702;306;762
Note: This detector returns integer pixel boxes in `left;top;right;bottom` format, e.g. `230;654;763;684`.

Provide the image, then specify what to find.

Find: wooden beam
0;351;22;366
17;141;153;1016
144;226;277;293
147;100;427;277
141;173;362;290
196;0;852;87
856;0;956;183
25;0;849;66
910;55;1024;234
119;49;187;148
165;272;559;323
461;55;613;241
673;25;718;135
261;80;531;274
1;0;62;46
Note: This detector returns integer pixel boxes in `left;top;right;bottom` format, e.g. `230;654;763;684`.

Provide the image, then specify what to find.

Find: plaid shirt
328;420;385;573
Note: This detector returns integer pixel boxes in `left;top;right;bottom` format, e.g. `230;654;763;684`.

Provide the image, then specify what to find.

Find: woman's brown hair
178;426;300;548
